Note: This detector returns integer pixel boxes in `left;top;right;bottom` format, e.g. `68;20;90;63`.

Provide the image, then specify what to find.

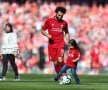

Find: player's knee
54;61;58;65
58;58;63;63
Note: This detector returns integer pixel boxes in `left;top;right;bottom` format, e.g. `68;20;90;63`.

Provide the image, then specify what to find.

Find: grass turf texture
0;74;108;90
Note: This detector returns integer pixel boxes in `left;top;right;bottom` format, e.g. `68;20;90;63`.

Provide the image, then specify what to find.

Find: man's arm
41;30;54;44
63;21;70;44
65;33;70;44
41;30;51;39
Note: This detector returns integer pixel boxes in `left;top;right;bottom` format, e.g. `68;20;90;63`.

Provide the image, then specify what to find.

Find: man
41;7;70;74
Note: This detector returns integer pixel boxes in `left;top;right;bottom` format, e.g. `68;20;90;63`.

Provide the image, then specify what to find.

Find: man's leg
54;64;69;81
54;58;64;74
59;60;65;70
54;61;61;74
57;48;65;73
49;47;64;74
57;57;65;73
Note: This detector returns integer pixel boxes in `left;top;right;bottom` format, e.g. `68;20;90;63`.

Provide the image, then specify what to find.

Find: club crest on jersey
68;54;74;57
52;24;54;26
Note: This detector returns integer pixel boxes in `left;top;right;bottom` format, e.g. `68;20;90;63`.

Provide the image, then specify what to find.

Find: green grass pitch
0;74;108;90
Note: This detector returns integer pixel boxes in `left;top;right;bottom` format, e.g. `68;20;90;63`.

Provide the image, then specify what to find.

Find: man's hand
41;30;51;38
49;38;54;44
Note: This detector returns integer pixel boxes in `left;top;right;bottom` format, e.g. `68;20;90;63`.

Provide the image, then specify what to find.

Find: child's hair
69;39;80;51
4;23;13;33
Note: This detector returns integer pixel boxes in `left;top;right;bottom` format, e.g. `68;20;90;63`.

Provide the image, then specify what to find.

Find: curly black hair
55;7;66;14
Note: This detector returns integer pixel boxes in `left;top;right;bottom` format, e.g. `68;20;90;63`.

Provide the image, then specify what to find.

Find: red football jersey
42;17;69;48
65;48;80;68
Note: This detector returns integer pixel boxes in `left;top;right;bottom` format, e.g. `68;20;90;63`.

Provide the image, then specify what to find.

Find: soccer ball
59;75;71;85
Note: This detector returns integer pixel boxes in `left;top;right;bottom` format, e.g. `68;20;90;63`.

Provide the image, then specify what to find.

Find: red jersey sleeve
42;19;50;30
63;22;68;34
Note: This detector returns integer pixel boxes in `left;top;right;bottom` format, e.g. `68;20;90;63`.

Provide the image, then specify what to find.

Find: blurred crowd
0;1;108;75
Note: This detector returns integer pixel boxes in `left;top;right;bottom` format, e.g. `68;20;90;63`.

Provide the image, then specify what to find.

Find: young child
53;39;81;84
0;23;20;81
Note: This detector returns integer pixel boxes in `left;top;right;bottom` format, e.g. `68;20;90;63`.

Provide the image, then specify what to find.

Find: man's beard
56;16;62;21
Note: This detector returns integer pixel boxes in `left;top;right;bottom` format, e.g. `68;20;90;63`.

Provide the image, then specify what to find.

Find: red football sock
54;64;61;74
59;61;66;73
54;61;65;74
60;61;64;68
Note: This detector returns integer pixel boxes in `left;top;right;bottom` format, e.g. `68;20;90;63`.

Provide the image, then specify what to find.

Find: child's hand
73;60;77;62
14;51;18;57
49;38;54;44
73;57;79;62
0;52;3;59
14;50;20;57
0;52;2;56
